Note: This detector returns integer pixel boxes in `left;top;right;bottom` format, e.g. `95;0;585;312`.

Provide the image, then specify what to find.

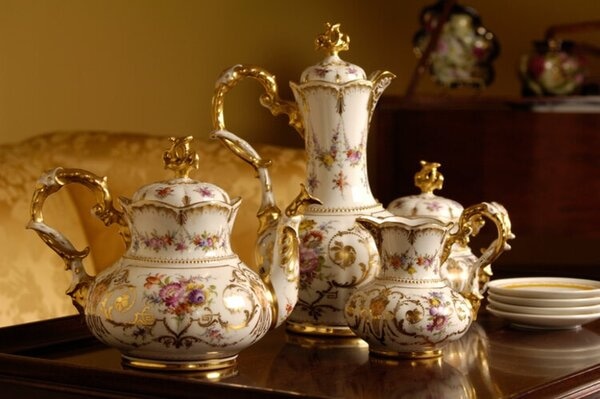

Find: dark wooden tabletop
0;309;598;398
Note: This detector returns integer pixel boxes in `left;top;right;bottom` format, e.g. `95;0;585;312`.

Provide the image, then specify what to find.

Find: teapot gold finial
163;136;199;178
315;22;350;56
415;160;444;194
28;134;316;372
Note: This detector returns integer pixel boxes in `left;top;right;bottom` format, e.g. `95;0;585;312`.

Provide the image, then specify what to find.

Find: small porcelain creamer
387;161;514;315
345;199;511;359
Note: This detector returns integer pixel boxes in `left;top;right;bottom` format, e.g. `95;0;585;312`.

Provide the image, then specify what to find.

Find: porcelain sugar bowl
28;136;318;372
387;161;514;316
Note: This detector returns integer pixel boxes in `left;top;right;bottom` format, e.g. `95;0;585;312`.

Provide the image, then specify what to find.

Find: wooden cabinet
368;96;600;279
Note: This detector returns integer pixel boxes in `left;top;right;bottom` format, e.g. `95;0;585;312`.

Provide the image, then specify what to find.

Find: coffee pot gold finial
315;22;350;56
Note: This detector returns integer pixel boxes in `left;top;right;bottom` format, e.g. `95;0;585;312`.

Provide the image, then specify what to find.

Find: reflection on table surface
45;312;600;399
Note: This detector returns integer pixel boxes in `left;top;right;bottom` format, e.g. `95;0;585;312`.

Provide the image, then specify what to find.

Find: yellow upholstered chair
0;131;306;327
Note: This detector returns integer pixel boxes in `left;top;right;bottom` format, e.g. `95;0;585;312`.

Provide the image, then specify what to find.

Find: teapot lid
300;23;367;84
131;136;232;206
387;161;463;221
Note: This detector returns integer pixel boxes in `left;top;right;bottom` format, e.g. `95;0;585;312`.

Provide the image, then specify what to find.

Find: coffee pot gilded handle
212;64;304;138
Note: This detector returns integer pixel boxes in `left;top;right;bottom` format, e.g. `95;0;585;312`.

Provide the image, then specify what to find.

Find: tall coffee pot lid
300;22;367;84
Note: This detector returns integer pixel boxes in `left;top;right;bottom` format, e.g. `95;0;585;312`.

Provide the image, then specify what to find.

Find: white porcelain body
344;216;473;357
388;194;485;307
287;74;393;333
440;245;483;299
29;170;303;369
85;255;272;364
388;193;514;314
80;195;301;366
287;207;386;332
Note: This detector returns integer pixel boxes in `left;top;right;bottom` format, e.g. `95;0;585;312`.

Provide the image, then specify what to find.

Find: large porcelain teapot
27;136;318;372
212;22;395;336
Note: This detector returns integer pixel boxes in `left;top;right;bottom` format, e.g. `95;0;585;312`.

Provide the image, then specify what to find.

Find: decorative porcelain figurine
413;0;499;88
520;39;587;96
344;201;507;359
28;136;318;371
212;22;395;336
387;161;513;316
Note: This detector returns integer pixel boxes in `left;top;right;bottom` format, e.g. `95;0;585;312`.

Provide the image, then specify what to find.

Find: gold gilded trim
286;320;355;337
503;282;597;291
316;22;350;57
376;277;446;285
212;64;303;137
123;254;238;264
414;160;444;194
121;354;238;372
163;136;199;179
370;348;442;360
286;331;368;349
304;202;383;215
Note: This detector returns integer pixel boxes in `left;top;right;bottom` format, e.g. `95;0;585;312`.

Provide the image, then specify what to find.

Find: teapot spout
258;186;321;329
212;130;322;328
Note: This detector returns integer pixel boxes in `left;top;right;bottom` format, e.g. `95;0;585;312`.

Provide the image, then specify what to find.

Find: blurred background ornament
519;20;599;96
409;0;499;94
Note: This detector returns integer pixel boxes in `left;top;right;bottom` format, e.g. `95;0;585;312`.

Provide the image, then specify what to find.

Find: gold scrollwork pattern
212;64;304;137
345;284;472;353
84;262;272;352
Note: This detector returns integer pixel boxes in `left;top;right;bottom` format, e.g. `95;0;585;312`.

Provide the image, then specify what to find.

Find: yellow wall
0;0;598;146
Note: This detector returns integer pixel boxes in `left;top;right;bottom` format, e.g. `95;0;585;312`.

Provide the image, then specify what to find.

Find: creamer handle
27;167;127;314
211;64;304;138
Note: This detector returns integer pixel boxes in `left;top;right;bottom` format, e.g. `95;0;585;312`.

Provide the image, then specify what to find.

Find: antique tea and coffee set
28;23;528;373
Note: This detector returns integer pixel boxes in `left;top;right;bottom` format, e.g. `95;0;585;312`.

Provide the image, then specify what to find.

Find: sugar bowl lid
300;22;367;84
387;161;463;221
130;136;232;206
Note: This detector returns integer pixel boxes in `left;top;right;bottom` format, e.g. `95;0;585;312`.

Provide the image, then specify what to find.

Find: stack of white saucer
485;277;600;329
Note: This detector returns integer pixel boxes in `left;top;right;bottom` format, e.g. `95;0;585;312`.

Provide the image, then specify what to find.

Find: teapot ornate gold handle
211;64;304;138
27;167;127;313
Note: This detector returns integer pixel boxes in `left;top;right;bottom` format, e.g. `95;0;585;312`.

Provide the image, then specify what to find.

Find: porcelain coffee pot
387;161;514;316
212;22;395;336
27;136;318;372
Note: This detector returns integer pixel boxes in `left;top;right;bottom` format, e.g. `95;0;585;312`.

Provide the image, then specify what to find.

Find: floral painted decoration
520;40;588;96
144;273;217;317
413;0;499;88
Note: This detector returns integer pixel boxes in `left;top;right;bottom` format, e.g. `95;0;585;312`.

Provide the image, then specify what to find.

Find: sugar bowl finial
163;136;200;179
414;160;444;194
315;22;350;56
